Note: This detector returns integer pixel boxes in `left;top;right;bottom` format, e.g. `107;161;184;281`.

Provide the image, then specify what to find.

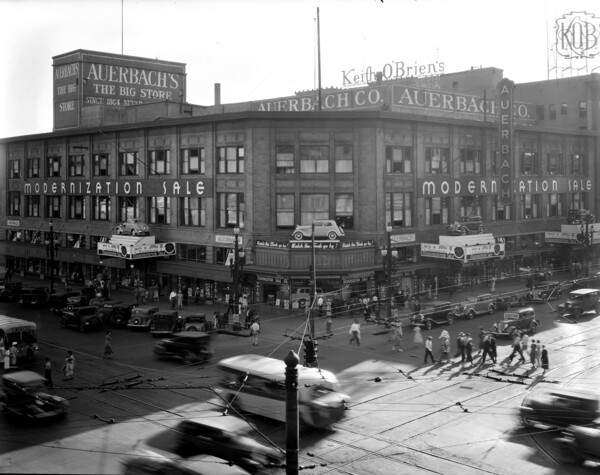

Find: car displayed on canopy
447;216;485;235
116;218;150;236
292;220;345;241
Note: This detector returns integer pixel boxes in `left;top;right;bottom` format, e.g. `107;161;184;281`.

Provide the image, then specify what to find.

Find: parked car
0;282;24;302
410;301;455;330
487;308;540;338
1;371;69;421
520;388;600;430
47;291;81;312
150;311;180;337
180;314;207;332
116;218;150;236
60;306;103;332
451;293;496;319
154;331;213;364
557;288;600;319
64;294;93;311
19;287;50;307
553;417;600;465
493;294;528;310
174;412;283;472
98;302;137;327
127;306;160;330
447;216;485;235
533;281;563;301
292;219;345;241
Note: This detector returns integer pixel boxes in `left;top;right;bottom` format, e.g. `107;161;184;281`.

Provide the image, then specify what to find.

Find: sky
1;0;599;138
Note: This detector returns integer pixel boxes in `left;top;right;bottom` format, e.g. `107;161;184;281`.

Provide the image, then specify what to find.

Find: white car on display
292;219;345;241
116;219;150;236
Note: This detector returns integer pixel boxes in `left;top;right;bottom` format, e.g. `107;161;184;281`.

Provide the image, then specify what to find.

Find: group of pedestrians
507;332;549;371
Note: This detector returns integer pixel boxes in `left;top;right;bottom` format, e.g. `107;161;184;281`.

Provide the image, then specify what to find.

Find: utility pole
285;350;299;474
310;222;316;339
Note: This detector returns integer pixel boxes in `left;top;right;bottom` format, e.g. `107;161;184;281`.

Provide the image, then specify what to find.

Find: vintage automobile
19;287;50;307
175;412;283;472
557;288;600;319
487;308;540;338
127;305;160;330
447;216;485;235
47;291;81;313
567;208;595;225
569;272;600;290
60;306;103;332
63;294;93;311
292;219;345;241
410;301;455;330
0;371;69;421
121;452;250;475
180;314;207;332
553;417;600;465
451;293;496;319
533;281;563;301
493;294;527;310
116;218;150;236
154;331;213;364
97;302;137;327
0;282;24;302
150;310;181;337
520;388;600;430
290;287;323;308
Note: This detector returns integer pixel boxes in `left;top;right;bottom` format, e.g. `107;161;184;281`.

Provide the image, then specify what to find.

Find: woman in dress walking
103;330;113;359
64;350;75;380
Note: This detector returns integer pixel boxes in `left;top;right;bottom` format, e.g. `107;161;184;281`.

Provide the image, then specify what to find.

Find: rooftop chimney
214;83;221;106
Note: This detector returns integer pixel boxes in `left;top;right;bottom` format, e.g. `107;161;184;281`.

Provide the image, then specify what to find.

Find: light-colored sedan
116;218;150;236
292;219;345;241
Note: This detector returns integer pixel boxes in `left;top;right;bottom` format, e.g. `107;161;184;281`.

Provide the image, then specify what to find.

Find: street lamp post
380;224;398;321
47;220;55;293
580;210;595;276
232;226;245;316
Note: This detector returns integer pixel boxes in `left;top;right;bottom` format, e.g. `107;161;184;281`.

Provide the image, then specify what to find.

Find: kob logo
555;11;600;59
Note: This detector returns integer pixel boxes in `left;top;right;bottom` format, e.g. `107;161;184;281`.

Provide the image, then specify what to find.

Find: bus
0;315;38;361
215;354;349;428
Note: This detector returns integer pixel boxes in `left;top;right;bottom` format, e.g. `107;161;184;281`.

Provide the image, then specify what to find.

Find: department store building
0;49;598;306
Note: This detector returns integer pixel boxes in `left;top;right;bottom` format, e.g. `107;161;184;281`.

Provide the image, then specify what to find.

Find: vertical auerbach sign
498;78;514;205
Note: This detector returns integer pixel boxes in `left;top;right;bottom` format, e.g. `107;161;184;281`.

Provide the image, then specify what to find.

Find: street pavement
4;271;600;474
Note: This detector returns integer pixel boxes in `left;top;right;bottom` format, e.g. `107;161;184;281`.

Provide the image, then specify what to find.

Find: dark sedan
19;287;50;307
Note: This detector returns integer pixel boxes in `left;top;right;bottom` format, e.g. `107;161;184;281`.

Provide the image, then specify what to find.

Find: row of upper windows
536;101;588;120
7;146;242;179
8;191;589;228
7;143;588;179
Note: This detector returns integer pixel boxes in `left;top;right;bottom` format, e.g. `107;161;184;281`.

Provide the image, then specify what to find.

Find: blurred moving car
154;331;212;364
121;451;250;475
533;281;563;301
487;308;540;338
557;288;600;319
127;306;160;330
410;301;455;330
290;286;323;308
175;413;283;473
0;371;69;421
447;216;485;235
520;388;600;429
553;417;600;465
116;218;150;236
292;219;345;241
